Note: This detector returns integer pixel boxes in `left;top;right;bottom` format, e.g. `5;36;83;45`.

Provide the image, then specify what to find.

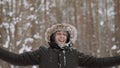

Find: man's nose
60;34;64;38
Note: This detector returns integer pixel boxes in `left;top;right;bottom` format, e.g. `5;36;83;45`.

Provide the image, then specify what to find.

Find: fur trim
45;23;77;44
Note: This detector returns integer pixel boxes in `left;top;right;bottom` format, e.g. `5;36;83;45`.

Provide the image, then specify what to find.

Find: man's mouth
58;39;65;42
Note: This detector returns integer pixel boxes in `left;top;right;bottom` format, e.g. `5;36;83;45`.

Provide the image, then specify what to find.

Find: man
0;23;120;68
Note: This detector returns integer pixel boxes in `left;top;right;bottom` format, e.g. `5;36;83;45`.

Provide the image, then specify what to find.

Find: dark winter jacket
0;45;120;68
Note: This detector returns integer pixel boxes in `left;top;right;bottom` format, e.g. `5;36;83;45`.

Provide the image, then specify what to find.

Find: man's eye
63;33;67;36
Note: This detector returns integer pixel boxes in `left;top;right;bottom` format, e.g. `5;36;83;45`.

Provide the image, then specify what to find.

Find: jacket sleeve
0;46;46;66
76;50;120;67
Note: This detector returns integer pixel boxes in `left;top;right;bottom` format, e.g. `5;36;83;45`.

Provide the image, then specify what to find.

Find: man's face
55;31;67;46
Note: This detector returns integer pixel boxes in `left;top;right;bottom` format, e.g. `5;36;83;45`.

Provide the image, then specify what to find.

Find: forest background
0;0;120;68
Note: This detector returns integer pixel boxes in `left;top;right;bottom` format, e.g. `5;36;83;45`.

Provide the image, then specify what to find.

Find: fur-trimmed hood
45;23;77;44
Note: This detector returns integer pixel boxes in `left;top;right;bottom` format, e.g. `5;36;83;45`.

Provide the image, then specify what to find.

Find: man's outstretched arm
77;50;120;67
0;46;46;66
